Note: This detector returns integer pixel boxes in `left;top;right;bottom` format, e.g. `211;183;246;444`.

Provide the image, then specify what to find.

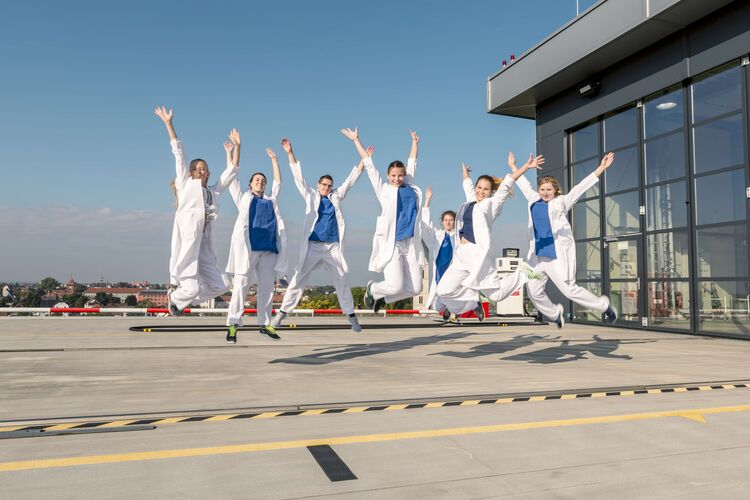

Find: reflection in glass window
604;107;637;150
695;168;746;225
648;281;690;330
609;281;639;321
698;280;750;335
693;114;745;174
576;240;601;281
571;123;599;163
572;281;603;321
608;239;638;279
644;131;685;184
604;146;638;193
697;223;748;278
571;158;600;197
692;65;742;123
644;88;684;138
647;231;689;278
605;190;640;236
646;181;687;230
572;198;600;239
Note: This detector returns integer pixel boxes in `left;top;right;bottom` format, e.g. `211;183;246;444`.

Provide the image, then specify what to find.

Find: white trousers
371;239;423;304
527;256;609;320
436;242;526;315
226;251;278;326
171;230;230;311
281;241;355;314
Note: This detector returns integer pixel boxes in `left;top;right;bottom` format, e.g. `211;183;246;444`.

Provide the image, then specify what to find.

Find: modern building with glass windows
488;0;750;338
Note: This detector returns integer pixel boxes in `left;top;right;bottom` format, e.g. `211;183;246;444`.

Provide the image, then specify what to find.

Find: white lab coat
225;178;288;281
516;172;599;281
420;207;458;309
453;176;515;289
364;156;424;273
168;138;238;284
289;161;362;274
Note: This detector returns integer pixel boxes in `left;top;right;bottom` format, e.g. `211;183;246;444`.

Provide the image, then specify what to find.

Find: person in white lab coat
154;106;238;316
508;151;618;327
269;138;369;332
225;141;288;344
420;187;465;317
341;127;424;313
435;159;543;318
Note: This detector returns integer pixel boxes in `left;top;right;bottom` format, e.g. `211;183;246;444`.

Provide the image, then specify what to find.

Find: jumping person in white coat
154;106;239;316
420;187;465;317
269;138;369;332
341;127;424;313
508;151;618;327
225;140;288;343
435;159;543;318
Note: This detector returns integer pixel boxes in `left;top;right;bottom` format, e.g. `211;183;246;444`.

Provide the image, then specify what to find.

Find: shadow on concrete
429;334;559;359
269;331;475;365
501;335;654;364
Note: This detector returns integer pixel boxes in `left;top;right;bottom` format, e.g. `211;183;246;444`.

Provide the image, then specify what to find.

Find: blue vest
395;186;418;241
435;233;453;283
531;200;556;259
309;196;339;243
249;195;278;253
459;202;476;244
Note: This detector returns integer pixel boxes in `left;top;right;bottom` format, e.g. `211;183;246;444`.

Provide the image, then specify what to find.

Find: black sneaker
442;308;451;322
604;305;618;324
373;297;386;314
226;324;238;344
364;281;375;309
259;325;281;340
474;303;485;322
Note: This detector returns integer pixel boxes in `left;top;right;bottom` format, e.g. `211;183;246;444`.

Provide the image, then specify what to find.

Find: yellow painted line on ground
43;423;83;432
560;394;577;400
674;387;688;393
343;407;368;413
205;414;238;422
386;404;408;411
154;417;188;425
301;409;327;416
529;396;547;402
461;400;481;406
648;389;662;394
0;426;25;433
620;390;635;396
723;385;736;390
100;420;138;428
425;402;445;408
2;404;747;473
253;412;282;419
495;398;514;404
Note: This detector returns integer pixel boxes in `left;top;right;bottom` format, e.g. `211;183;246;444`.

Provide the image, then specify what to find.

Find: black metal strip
307;445;357;482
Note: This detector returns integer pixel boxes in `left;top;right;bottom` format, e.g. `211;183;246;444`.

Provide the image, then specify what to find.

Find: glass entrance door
605;235;643;324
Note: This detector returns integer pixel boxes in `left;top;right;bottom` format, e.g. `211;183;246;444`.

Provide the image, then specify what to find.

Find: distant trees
38;277;60;293
94;292;121;306
124;295;138;306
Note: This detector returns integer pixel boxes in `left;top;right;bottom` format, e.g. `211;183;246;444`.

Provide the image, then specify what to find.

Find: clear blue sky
1;0;598;284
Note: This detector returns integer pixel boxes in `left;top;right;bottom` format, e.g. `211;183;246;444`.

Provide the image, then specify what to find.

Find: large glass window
644;88;684;138
648;281;691;330
571;123;599;163
576;240;601;280
605;191;640;236
572;198;600;239
696;224;748;278
646;182;687;230
694;169;747;226
605;146;638;193
692;65;742;123
693;114;745;174
609;281;639;322
571;158;600;197
571;281;603;322
697;281;750;335
647;231;690;279
604;107;637;150
644;131;685;184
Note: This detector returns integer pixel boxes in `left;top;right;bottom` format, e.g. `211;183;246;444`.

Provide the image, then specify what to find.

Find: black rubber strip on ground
307;445;358;482
128;320;545;332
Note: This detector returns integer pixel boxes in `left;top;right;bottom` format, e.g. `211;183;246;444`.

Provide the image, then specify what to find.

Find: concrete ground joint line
2;403;749;473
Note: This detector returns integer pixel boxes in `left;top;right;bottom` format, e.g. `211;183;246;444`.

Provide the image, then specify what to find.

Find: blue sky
1;0;597;284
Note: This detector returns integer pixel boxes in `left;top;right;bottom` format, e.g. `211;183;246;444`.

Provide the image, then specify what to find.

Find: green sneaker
226;324;238;344
259;325;281;340
519;262;543;280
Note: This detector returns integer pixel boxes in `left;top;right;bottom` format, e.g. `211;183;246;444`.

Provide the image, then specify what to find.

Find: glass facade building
488;0;750;338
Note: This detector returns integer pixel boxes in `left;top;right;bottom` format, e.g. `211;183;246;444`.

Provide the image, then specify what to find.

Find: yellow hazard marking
591;392;607;398
205;414;237;422
529;396;546;402
301;409;327;416
648;389;662;394
560;394;577;400
253;412;282;419
461;400;481;406
342;407;368;413
154;417;188;425
2;404;747;473
44;423;83;432
425;402;445;408
674;387;688;393
620;390;635;396
100;420;138;428
0;426;25;433
495;398;514;404
386;404;408;411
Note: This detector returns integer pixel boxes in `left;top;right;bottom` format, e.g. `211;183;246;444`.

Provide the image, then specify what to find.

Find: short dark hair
387;160;406;174
248;172;267;186
441;210;456;220
189;158;208;173
318;175;333;184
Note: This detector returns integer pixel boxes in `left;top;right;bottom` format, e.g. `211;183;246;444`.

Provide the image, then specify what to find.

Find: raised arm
409;130;419;160
282;138;312;198
562;152;613;211
461;162;476;202
340;127;369;159
509;153;544;182
230;128;241;167
338;145;371;200
155;106;189;187
216;130;239;194
406;131;419;180
266;147;282;198
154;106;176;141
508;152;542;201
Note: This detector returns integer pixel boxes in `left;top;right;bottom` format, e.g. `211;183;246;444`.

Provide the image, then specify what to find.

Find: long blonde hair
476;175;515;197
537;176;562;196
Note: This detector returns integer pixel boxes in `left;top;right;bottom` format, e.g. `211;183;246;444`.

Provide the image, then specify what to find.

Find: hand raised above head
410;130;419;143
507;151;517;171
280;137;292;153
223;140;234;153
599;152;615;170
266;148;277;160
229;128;240;145
340;127;359;141
425;186;433;199
523;153;545;171
367;145;375;157
154;106;173;123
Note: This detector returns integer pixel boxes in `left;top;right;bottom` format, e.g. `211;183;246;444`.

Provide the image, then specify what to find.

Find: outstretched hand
229;128;240;146
425;186;433;200
522;153;545;171
410;130;420;143
154;106;173;123
462;161;472;178
266;148;277;160
367;145;375;157
340;127;359;141
280;138;292;153
507;152;518;172
599;152;615;170
224;141;234;154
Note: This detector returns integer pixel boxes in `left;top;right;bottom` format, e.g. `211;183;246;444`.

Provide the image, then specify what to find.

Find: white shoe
554;304;565;328
270;311;287;328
